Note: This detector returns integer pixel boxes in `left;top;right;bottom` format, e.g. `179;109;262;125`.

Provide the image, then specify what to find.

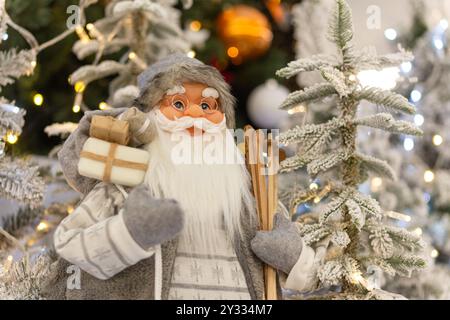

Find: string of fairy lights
353;19;449;200
365;19;450;260
4;1;279;146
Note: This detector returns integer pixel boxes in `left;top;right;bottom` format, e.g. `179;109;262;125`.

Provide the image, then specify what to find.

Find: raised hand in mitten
122;185;184;250
251;213;303;274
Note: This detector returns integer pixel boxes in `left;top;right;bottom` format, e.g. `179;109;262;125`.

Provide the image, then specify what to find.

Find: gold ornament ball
217;5;273;62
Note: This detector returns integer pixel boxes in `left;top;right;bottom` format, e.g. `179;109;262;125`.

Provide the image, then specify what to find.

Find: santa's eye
200;102;211;111
173;100;185;110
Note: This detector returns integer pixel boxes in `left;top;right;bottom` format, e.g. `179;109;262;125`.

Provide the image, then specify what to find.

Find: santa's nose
184;103;204;118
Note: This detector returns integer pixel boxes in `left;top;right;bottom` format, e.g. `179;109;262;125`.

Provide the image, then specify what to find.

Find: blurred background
2;0;439;155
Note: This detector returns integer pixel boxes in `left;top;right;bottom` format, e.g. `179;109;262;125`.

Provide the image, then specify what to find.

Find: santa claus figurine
43;54;324;300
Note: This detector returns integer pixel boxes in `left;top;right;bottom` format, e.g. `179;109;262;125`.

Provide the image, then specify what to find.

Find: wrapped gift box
90;115;130;146
78;137;149;187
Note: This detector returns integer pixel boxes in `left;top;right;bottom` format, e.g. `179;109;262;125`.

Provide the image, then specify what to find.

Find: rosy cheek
160;105;183;120
205;111;225;124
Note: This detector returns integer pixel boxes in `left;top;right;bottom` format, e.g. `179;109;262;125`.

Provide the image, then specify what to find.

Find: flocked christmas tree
277;0;425;298
0;0;91;298
0;0;46;209
69;0;193;112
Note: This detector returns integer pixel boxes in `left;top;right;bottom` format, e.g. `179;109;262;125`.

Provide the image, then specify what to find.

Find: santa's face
158;82;225;136
145;83;255;252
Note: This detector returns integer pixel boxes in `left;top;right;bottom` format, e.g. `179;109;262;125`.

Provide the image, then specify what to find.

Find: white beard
143;116;256;253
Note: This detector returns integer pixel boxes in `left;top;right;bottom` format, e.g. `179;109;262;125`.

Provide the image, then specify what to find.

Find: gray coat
41;109;271;300
42;210;266;300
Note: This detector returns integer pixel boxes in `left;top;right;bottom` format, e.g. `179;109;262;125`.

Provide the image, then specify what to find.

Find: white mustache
152;109;227;133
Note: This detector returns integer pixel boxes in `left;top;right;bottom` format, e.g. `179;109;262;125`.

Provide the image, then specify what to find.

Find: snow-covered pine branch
0;253;53;300
279;153;315;173
0;102;25;138
351;46;414;71
317;255;359;287
319;194;348;224
352;192;383;220
356;88;416;114
279;117;343;146
44;122;78;138
345;199;365;230
0;205;43;236
384;255;426;277
354;113;423;136
276;54;337;79
327;0;354;60
69;60;126;86
307;147;353;176
320;66;353;97
384;225;424;252
0;49;35;89
355;152;397;181
279;83;337;110
113;0;167;17
298;223;333;246
0;159;45;208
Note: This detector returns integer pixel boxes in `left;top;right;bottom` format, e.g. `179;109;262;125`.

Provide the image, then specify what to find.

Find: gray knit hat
135;53;236;128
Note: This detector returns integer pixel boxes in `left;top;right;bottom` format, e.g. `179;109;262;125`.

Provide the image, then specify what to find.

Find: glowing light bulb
2;33;8;41
187;50;196;58
371;177;383;192
348;74;357;82
424;170;435;183
33;93;44;106
128;52;137;60
357;67;400;90
431;249;439;258
227;46;239;58
190;20;202;31
400;62;412;73
350;272;365;285
433;135;443;146
434;38;444;50
74;81;86;93
36;221;49;232
410;90;422;102
313;197;321;204
384;28;397;40
67;206;74;214
75;25;90;42
86;23;94;31
309;182;319;190
99;102;109;110
30;60;37;68
440;19;449;30
4;255;13;270
288;105;306;115
413;228;423;237
72;105;81;113
414;114;424;126
6;132;18;144
404;138;414;151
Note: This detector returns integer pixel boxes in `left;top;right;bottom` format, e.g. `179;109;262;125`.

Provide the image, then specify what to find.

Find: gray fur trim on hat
135;53;236;128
